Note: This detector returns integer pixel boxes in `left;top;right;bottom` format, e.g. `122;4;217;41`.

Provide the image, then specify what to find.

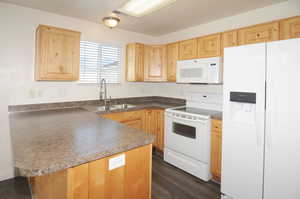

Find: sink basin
97;104;137;112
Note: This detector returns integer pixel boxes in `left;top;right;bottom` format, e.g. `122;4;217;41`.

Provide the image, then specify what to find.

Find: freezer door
264;38;300;199
221;43;266;199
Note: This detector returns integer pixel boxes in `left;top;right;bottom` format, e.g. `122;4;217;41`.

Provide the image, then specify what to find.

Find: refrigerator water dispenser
229;92;256;125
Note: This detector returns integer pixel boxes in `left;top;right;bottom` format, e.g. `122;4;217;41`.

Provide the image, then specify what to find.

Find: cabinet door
238;22;279;45
144;109;164;151
144;45;167;82
280;16;300;40
102;112;124;122
35;25;80;81
179;39;198;60
197;34;221;58
155;110;165;152
144;110;158;147
126;43;144;82
221;30;238;55
89;144;152;199
69;163;89;199
30;163;89;199
167;42;179;82
211;130;222;181
211;119;222;182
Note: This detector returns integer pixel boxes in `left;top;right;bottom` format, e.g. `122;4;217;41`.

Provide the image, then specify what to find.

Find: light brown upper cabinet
179;39;198;60
126;16;299;83
197;33;221;58
221;30;238;55
126;43;144;82
280;16;300;40
166;42;179;82
144;45;167;82
35;25;81;81
238;22;279;45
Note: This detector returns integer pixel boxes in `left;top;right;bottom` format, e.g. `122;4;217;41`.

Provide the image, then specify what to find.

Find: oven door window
172;122;196;139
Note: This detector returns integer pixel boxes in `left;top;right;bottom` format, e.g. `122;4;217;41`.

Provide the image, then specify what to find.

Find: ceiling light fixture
102;12;120;29
118;0;176;17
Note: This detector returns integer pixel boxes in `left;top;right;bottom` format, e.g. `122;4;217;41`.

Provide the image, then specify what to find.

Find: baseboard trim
0;169;15;182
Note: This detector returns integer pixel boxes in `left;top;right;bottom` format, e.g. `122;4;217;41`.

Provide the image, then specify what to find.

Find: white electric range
164;92;222;181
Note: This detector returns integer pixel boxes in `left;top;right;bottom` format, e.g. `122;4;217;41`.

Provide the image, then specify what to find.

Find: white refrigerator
221;38;300;199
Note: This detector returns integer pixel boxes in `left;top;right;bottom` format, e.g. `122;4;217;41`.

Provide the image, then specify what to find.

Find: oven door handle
166;114;208;124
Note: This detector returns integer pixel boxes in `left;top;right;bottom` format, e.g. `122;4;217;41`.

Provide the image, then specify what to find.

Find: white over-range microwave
176;57;223;84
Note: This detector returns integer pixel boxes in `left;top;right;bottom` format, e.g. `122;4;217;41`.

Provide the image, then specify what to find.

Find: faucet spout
100;78;107;100
100;78;111;110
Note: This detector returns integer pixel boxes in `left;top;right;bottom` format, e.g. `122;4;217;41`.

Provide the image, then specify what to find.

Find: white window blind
80;41;121;84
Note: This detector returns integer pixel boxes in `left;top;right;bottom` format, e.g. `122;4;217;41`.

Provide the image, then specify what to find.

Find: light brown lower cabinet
143;109;165;152
103;109;165;152
211;119;222;182
123;119;143;130
102;110;144;131
29;144;152;199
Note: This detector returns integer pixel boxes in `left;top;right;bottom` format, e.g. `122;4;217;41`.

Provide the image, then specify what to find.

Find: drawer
102;112;124;122
123;119;143;130
102;110;143;122
212;119;222;132
123;110;143;121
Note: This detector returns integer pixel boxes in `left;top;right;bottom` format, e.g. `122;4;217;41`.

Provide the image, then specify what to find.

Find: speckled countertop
83;102;180;114
9;97;223;177
9;108;155;177
9;101;182;177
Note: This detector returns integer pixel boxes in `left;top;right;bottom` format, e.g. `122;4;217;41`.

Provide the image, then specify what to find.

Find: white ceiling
0;0;286;36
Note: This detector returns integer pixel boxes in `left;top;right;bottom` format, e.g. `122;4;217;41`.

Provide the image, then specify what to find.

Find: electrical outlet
109;154;126;170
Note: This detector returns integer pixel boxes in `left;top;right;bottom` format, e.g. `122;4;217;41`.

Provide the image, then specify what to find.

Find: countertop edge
16;138;155;177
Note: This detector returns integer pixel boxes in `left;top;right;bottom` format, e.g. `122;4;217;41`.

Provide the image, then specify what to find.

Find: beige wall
0;69;14;181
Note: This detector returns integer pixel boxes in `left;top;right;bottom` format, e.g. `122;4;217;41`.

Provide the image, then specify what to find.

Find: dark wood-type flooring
0;177;31;199
152;154;220;199
0;154;220;199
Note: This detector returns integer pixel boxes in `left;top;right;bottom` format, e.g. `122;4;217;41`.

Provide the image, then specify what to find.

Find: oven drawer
164;148;211;181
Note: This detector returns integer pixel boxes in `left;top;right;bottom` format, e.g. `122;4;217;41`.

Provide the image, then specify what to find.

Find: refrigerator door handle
256;126;263;147
256;108;265;148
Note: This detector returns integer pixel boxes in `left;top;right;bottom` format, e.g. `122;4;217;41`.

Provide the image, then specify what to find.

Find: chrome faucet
100;78;111;110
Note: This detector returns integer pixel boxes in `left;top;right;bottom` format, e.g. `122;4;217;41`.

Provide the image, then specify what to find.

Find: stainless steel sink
97;104;137;112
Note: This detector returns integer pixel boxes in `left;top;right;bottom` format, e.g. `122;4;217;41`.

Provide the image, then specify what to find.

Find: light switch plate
109;154;126;171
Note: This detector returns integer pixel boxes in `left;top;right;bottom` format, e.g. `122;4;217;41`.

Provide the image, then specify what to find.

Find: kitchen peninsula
9;105;156;199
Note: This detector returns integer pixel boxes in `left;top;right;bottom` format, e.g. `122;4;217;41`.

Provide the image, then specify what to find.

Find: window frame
78;41;123;85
